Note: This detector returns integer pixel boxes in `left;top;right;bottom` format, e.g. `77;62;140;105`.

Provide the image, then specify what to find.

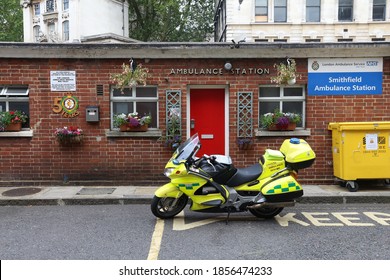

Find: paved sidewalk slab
0;185;389;206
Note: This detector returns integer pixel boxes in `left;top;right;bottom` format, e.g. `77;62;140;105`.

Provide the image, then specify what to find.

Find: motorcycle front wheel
151;195;188;219
249;207;283;219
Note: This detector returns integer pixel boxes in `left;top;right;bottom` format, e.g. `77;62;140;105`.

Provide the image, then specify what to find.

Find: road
0;203;389;260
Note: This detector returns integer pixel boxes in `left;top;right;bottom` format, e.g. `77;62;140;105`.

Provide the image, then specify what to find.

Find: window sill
105;129;162;138
255;128;311;137
0;129;33;138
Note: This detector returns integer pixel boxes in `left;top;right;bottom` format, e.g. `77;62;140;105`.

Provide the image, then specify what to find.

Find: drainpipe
122;0;125;36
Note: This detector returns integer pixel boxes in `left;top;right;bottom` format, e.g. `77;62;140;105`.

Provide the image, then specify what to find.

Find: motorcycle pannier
280;138;316;170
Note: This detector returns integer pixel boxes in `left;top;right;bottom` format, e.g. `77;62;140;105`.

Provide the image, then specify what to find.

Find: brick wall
0;57;389;185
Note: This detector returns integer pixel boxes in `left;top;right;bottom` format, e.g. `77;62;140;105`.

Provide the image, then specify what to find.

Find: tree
0;0;23;42
128;0;214;42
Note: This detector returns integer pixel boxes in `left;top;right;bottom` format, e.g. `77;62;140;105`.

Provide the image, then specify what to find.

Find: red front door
190;88;225;155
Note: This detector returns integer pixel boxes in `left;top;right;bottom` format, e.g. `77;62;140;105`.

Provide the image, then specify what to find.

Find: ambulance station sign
50;71;76;91
308;58;383;96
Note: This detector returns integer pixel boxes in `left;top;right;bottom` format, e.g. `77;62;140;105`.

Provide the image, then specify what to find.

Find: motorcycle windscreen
174;133;200;161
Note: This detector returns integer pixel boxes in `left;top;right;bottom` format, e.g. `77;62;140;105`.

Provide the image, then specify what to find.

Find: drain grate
2;188;42;197
76;187;116;195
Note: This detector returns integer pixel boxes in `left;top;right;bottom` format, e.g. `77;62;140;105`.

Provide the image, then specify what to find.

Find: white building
215;0;390;43
20;0;135;43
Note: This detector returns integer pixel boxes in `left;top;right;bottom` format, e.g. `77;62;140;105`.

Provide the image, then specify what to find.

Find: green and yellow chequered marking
178;183;200;190
266;182;301;194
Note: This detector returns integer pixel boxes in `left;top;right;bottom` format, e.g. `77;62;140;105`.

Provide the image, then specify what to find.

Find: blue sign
308;58;383;96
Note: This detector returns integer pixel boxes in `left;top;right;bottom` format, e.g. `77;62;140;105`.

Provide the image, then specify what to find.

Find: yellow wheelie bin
328;121;390;192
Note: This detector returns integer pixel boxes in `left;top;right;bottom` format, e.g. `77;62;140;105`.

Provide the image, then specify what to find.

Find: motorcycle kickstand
226;207;232;225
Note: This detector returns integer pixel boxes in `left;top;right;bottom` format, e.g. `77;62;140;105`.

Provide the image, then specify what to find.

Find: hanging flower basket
57;134;84;145
270;58;299;85
237;138;253;150
110;60;150;92
55;126;84;145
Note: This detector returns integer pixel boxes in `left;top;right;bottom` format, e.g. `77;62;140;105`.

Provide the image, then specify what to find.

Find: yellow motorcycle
151;133;315;219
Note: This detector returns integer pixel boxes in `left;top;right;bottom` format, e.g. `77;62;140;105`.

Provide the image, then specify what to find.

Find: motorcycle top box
280;138;316;170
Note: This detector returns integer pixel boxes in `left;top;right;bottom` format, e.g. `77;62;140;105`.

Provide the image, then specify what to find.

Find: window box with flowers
54;126;84;145
260;110;301;131
113;112;152;132
270;58;300;85
0;110;28;132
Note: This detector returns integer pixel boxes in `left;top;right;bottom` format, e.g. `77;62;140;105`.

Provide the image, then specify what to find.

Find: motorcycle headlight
164;168;175;177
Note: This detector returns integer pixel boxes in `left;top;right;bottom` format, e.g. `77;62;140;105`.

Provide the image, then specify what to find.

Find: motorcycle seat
226;163;262;187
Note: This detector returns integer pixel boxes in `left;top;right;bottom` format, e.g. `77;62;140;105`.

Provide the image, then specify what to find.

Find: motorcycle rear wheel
151;195;188;219
248;207;283;219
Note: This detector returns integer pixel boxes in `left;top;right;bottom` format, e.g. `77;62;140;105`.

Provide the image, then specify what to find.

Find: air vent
96;85;104;95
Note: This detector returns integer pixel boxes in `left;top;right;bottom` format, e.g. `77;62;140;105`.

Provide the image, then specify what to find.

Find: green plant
260;110;301;129
110;62;150;92
284;112;301;124
270;58;298;85
113;112;152;128
0;110;28;126
159;108;182;149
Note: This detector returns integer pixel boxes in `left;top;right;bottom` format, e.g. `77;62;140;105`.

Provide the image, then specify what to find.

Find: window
34;3;40;15
338;0;353;21
255;0;268;22
46;0;55;13
0;86;30;128
259;86;305;128
33;25;41;42
373;0;386;21
110;87;158;129
62;20;69;41
274;0;287;22
63;0;69;11
48;22;55;35
274;38;287;42
306;0;320;22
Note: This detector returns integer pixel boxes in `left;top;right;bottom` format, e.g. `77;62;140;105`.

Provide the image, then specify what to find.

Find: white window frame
0;86;30;129
63;0;69;11
34;3;40;15
62;20;69;41
258;85;306;129
274;0;287;22
110;86;159;130
46;0;55;13
372;0;386;21
306;0;321;22
338;0;353;22
255;0;268;22
33;25;41;42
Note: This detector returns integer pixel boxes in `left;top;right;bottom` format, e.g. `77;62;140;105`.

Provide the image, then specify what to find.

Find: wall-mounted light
224;62;232;71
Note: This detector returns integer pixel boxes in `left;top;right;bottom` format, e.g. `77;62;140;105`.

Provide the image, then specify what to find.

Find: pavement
1;183;390;206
